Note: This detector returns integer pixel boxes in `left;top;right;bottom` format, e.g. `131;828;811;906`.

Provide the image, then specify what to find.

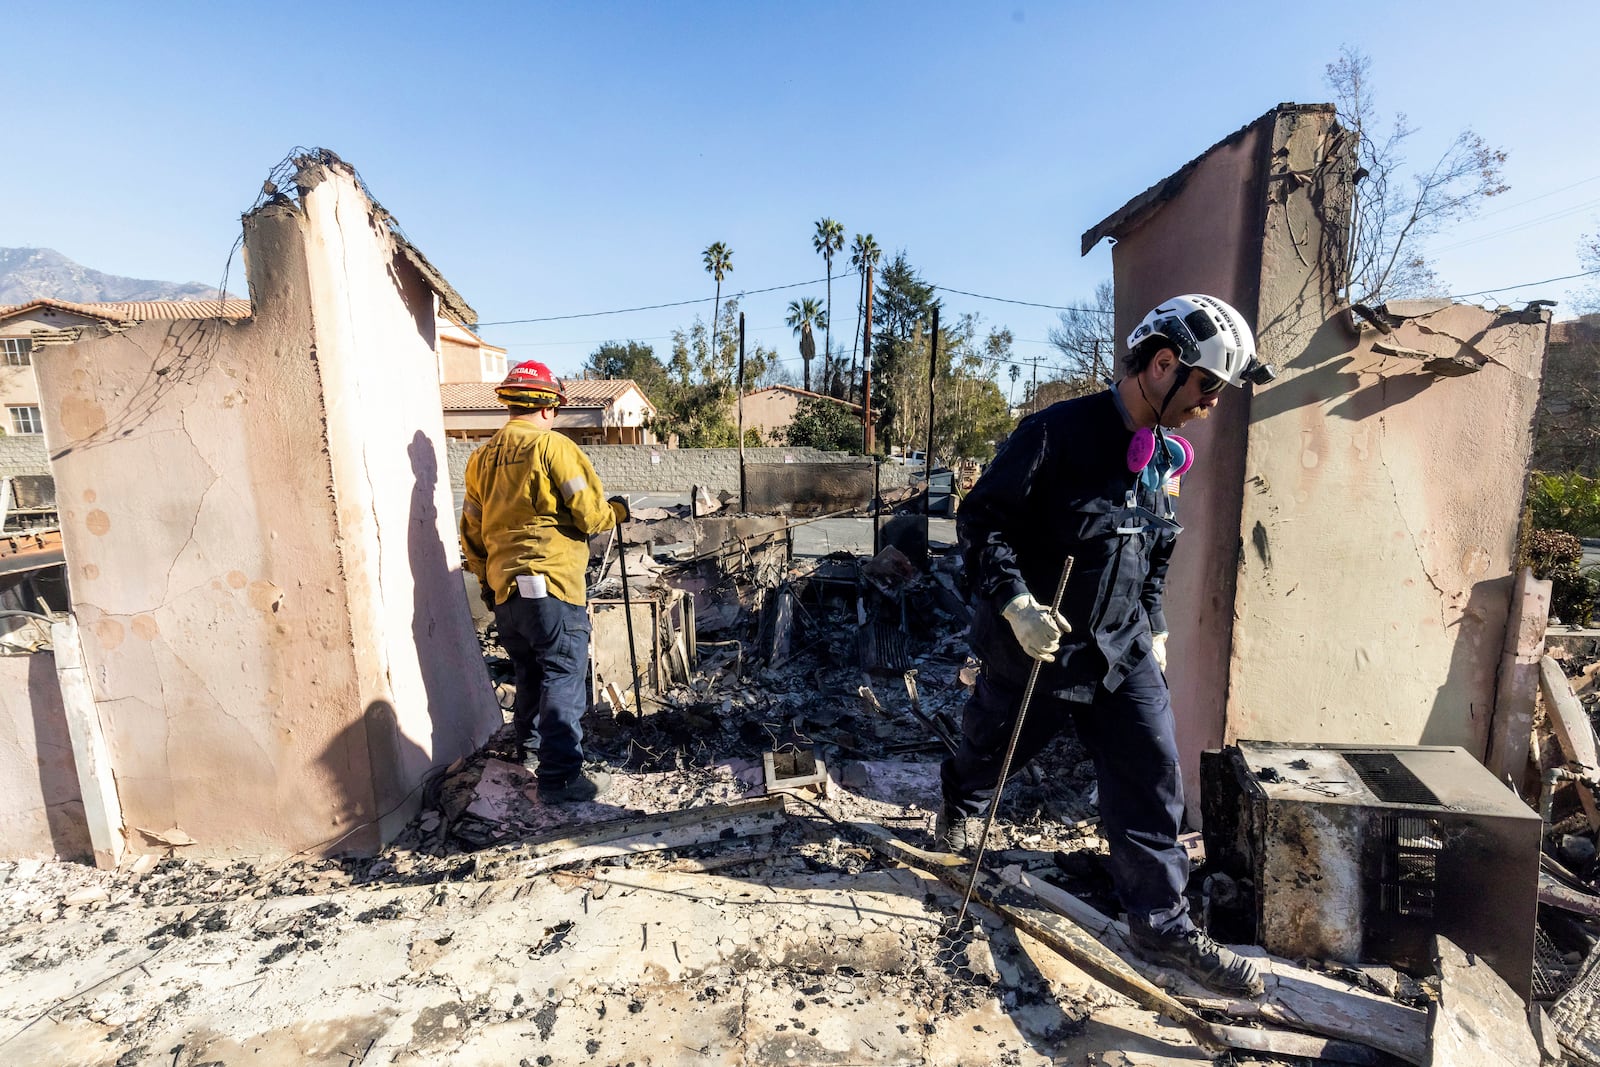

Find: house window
8;406;42;435
2;338;31;366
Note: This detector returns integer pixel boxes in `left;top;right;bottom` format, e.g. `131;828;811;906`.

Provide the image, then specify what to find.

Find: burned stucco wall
1087;104;1545;813
30;160;499;857
294;161;498;836
0;650;90;860
1088;109;1275;804
1230;299;1545;755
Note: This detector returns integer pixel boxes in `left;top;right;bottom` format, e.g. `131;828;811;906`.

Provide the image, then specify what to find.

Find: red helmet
495;361;567;408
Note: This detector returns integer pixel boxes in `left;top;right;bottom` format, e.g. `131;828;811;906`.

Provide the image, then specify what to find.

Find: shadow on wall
28;651;92;861
1422;575;1513;754
307;699;431;857
408;430;474;764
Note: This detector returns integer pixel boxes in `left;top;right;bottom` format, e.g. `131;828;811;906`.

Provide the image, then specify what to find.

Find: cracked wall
29;161;499;858
1091;105;1546;815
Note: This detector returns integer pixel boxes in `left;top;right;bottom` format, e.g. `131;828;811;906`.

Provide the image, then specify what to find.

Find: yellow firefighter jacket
460;419;618;607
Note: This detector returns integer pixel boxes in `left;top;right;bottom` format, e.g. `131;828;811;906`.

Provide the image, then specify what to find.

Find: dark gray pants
939;653;1193;936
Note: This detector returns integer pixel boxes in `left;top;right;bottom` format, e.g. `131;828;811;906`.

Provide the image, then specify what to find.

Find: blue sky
4;1;1597;383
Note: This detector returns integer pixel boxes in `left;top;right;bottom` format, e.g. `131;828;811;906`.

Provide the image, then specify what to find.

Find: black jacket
959;389;1175;699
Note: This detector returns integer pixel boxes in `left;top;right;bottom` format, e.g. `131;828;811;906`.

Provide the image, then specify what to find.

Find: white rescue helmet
1127;294;1275;387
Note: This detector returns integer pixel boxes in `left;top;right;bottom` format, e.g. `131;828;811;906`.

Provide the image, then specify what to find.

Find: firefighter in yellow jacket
461;361;626;803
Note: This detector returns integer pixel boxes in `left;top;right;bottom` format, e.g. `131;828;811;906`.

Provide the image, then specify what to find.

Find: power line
1449;266;1600;299
476;273;856;327
478;263;1598;344
930;285;1111;314
1460;173;1600;223
1430;196;1600;254
478;270;1110;329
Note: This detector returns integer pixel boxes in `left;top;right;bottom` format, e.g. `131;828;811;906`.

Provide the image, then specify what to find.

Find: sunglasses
1195;369;1227;395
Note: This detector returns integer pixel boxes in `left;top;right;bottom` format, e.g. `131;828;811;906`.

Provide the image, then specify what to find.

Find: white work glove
1001;594;1071;662
1152;632;1169;673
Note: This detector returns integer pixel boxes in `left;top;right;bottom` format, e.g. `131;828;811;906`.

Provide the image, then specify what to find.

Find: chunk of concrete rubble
1427;935;1538;1067
464;757;532;823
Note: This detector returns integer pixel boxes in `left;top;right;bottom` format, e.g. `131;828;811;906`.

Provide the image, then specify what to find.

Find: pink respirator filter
1126;428;1156;472
1127;430;1196;476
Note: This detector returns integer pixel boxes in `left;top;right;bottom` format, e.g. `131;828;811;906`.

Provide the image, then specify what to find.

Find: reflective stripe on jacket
460;420;618;607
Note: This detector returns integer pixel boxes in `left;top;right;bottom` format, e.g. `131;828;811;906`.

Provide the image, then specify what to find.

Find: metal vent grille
1378;815;1442;919
1346;752;1443;806
1533;923;1582;1000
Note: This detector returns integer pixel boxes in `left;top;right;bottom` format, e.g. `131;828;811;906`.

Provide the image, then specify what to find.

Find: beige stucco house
741;384;860;445
437;311;508;385
440;378;657;445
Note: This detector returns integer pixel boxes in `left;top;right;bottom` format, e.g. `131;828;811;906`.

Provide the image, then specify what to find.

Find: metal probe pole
954;555;1075;931
614;504;644;718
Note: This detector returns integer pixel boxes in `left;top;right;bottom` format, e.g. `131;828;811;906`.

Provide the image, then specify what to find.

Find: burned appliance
1202;742;1541;1001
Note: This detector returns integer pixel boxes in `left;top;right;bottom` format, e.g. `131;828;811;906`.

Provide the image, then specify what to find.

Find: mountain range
0;247;223;305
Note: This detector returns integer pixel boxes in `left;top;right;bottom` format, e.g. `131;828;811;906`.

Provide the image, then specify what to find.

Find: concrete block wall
446;439;914;507
0;434;50;479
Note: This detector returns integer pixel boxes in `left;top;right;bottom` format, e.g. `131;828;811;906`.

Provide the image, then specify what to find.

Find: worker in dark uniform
937;294;1276;997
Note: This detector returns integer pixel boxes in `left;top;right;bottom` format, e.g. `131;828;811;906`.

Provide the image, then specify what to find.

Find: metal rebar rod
615;515;644;718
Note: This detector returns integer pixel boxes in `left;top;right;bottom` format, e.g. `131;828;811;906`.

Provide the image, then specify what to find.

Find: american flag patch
1166;476;1180;497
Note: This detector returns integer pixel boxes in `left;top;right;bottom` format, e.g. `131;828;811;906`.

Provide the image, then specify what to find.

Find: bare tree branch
1326;45;1508;304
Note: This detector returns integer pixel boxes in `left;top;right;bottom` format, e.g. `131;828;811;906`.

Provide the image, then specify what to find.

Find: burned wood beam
851;821;1230;1054
1539;654;1600;828
851;821;1429;1065
1538;872;1600;920
471;797;788;879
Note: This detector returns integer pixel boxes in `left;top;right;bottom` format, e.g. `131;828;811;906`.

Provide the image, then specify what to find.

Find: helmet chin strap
1137;365;1189;426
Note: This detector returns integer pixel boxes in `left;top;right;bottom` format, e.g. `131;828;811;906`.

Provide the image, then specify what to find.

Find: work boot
539;768;612;804
934;804;969;853
1127;926;1265;998
515;743;538;775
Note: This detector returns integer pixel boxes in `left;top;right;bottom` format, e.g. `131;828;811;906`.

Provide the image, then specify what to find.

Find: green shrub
1522;528;1598;625
1529;472;1600;538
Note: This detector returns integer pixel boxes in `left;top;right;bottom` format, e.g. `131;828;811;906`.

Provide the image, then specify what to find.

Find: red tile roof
441;378;653;412
0;297;252;323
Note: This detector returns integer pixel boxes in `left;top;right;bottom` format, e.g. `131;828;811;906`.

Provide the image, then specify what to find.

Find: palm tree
1008;362;1021;407
812;218;845;392
703;242;733;361
786;297;827;392
848;232;881;393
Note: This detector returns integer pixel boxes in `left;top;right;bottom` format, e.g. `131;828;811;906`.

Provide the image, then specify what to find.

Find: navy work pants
494;594;592;786
939;653;1193;937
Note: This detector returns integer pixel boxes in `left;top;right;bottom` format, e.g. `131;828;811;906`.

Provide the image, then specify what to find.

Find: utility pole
928;307;934;486
737;312;746;512
862;261;875;454
924;305;938;524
